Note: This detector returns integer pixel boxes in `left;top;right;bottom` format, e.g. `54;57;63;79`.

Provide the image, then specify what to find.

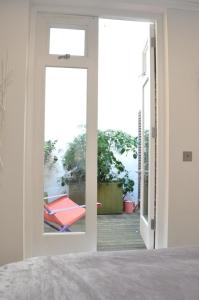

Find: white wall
166;8;199;247
1;0;199;264
0;0;29;265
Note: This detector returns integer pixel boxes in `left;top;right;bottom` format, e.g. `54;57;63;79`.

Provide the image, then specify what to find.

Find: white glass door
140;24;156;249
26;14;98;257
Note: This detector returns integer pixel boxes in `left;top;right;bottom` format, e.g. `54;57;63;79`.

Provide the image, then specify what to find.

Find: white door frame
24;12;98;258
140;24;156;249
24;5;167;258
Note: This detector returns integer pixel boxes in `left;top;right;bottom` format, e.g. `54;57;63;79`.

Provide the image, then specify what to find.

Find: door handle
57;54;71;60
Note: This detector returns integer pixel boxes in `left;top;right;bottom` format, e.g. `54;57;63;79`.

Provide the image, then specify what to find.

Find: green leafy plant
61;134;86;185
97;130;137;195
44;140;58;165
61;130;137;197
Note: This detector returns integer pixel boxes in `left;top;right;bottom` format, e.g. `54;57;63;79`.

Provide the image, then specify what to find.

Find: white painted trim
24;4;167;258
23;6;37;259
24;11;98;258
140;23;156;250
31;3;165;20
30;0;199;12
154;14;168;248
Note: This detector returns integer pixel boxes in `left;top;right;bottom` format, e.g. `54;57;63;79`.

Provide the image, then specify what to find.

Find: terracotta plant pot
123;200;136;214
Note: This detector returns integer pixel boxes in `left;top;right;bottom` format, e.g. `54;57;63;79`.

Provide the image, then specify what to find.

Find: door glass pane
143;80;150;219
49;28;85;56
44;67;87;233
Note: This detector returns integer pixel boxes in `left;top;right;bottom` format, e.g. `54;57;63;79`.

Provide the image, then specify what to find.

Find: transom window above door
49;28;86;56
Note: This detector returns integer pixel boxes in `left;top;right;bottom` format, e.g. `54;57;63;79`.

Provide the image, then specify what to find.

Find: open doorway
97;18;156;251
37;14;156;256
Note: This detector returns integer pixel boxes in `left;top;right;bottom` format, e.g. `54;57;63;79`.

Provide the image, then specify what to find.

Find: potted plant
61;134;86;205
97;130;137;213
60;130;137;213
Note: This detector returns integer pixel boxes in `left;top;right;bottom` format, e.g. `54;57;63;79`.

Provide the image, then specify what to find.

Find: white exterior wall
1;0;199;264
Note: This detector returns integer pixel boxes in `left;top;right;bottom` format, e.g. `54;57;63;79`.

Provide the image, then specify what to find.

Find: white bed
0;246;199;299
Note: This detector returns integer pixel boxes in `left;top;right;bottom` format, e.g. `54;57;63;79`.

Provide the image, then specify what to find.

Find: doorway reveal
97;18;156;251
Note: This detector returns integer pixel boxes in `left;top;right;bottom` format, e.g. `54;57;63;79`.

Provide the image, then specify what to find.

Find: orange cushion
44;196;85;227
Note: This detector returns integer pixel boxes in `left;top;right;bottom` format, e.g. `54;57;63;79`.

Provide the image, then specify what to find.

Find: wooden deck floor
97;211;146;251
45;210;146;252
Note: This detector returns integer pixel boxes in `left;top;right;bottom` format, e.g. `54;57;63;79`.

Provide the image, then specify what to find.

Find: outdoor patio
44;209;146;251
97;210;146;251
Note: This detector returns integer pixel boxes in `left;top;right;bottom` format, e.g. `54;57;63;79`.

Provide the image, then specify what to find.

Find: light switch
183;151;192;162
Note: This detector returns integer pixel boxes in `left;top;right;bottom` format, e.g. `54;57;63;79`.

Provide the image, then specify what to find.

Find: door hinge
151;37;156;48
151;218;156;230
152;126;157;138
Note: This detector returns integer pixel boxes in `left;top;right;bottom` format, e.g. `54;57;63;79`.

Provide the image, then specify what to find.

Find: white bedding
0;246;199;299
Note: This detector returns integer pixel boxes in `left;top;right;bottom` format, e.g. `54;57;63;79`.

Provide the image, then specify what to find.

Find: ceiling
31;0;199;11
